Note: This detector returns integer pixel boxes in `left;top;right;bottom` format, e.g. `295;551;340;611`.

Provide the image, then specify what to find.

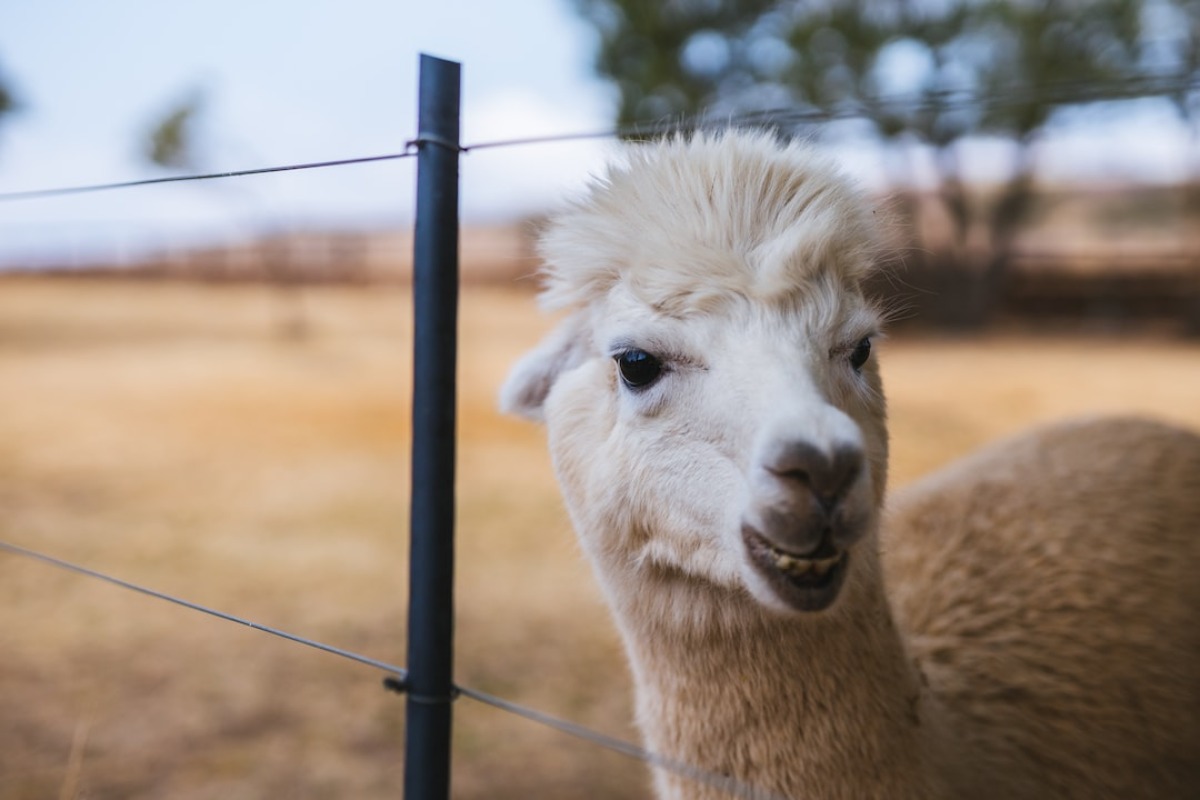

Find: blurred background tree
0;79;14;121
145;89;208;170
570;0;1200;325
0;61;21;135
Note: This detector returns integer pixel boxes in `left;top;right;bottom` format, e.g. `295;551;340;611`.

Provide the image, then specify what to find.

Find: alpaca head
502;131;888;620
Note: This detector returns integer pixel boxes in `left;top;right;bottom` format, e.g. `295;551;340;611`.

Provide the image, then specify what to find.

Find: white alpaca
500;131;1200;799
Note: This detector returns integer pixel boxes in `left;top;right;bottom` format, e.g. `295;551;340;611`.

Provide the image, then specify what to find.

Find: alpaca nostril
766;442;863;510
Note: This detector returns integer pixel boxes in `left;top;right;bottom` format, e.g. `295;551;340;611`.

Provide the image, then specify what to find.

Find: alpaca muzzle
740;440;871;611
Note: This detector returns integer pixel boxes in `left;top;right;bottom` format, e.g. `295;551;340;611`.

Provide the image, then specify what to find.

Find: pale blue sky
0;0;616;262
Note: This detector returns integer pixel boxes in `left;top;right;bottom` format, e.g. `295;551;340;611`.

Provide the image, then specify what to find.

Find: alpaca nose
765;442;863;513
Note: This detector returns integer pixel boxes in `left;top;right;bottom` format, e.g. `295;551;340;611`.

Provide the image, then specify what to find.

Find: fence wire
0;538;780;800
468;70;1200;150
0;151;418;203
0;539;408;677
2;68;1196;205
456;685;789;800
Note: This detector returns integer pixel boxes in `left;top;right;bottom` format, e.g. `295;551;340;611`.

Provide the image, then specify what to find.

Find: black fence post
404;53;461;800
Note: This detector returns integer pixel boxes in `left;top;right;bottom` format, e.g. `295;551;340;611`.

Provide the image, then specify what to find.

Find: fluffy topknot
537;130;882;315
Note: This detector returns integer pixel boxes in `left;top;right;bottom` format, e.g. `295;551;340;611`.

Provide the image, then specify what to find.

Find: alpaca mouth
742;526;849;612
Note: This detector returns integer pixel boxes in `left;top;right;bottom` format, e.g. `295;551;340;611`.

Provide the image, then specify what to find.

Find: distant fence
9;226;537;285
2;49;1200;800
9;195;1199;336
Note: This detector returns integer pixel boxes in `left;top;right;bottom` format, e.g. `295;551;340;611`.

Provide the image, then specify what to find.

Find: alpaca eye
848;338;871;371
616;349;663;389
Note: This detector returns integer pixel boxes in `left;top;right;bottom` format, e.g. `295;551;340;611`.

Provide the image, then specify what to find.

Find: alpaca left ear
499;313;590;423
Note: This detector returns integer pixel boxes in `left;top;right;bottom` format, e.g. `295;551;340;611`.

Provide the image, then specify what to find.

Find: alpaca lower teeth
773;552;840;578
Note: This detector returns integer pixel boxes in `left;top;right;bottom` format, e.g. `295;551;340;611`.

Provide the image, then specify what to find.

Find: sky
0;0;617;265
0;1;1193;266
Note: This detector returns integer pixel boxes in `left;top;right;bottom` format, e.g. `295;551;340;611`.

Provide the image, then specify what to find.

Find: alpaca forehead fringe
537;130;881;314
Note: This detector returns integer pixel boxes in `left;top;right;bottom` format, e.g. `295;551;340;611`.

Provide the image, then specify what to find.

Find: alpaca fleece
502;130;1200;799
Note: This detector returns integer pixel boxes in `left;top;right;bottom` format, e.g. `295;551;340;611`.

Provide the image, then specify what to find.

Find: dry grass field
2;277;1199;799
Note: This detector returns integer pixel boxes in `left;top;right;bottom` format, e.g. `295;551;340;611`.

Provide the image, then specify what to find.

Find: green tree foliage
0;62;20;128
146;91;207;170
570;0;1197;323
0;81;13;118
572;0;1157;133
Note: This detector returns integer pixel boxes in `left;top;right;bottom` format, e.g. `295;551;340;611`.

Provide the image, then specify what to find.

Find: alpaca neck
605;544;954;800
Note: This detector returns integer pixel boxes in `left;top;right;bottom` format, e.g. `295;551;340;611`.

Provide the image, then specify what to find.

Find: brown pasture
1;278;1198;799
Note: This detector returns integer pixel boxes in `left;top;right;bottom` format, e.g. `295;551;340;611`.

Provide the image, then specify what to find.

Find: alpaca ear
500;313;591;423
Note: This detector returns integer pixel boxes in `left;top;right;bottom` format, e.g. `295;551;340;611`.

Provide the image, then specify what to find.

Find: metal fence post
405;53;461;800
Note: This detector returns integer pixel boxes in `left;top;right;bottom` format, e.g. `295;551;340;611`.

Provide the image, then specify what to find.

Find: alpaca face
503;278;887;617
500;132;889;619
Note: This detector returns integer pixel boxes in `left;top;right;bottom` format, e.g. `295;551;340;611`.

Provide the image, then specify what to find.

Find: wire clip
382;674;409;694
382;674;460;703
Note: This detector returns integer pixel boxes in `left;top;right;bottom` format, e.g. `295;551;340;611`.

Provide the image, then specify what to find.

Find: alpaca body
501;132;1200;798
886;416;1200;798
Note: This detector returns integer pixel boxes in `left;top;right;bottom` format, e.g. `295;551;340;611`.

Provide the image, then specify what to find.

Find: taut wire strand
455;685;789;800
463;70;1200;152
0;539;408;678
0;151;417;203
0;537;783;798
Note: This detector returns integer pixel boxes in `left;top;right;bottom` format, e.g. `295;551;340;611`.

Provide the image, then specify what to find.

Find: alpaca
500;131;1200;799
